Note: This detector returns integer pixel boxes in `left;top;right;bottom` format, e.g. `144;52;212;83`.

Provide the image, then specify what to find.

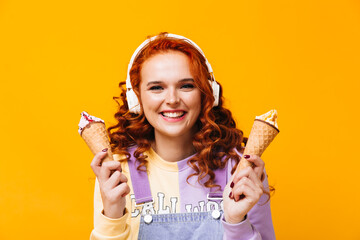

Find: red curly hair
108;32;247;190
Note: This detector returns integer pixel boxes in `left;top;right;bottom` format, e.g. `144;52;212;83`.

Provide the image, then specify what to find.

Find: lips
160;111;186;119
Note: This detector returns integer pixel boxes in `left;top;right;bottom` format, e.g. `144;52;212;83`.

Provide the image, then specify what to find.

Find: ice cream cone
236;119;279;172
79;112;113;162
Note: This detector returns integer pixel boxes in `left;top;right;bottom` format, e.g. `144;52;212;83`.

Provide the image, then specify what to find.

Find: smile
160;111;187;122
161;111;186;118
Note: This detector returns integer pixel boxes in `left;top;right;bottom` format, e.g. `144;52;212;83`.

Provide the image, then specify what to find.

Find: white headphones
126;33;220;114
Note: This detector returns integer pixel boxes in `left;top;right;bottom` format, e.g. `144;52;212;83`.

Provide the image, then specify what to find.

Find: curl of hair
108;32;273;200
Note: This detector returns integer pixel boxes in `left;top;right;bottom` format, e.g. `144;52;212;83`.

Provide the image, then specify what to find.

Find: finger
106;170;128;189
232;166;263;189
232;179;263;202
111;182;131;198
232;166;252;185
99;161;122;182
232;177;256;198
90;150;109;176
244;155;265;180
229;176;247;200
246;168;264;189
231;172;263;200
118;172;128;183
238;185;262;203
232;183;253;202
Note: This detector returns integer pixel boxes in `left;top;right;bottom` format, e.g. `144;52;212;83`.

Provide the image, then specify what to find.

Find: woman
90;33;275;239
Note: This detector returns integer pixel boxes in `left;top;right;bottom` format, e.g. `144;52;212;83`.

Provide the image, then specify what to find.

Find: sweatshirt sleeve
224;157;276;240
246;172;276;240
90;178;131;240
222;215;262;240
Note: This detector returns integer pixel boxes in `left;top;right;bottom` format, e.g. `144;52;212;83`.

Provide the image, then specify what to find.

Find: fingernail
230;182;234;188
229;192;233;198
102;148;108;152
244;155;250;159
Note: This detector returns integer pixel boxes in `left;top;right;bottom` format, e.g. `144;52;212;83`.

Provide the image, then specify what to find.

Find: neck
152;131;196;162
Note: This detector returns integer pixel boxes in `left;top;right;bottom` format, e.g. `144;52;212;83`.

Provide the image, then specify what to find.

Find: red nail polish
230;182;234;188
229;192;233;198
244;155;250;159
102;148;108;152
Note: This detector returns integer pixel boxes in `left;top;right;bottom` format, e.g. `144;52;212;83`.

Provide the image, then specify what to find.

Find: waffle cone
236;119;279;172
80;122;113;162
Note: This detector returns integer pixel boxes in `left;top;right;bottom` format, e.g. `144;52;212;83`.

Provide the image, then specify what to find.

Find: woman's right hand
90;149;130;219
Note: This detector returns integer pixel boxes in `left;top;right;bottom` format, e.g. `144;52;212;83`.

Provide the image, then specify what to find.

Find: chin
157;127;193;139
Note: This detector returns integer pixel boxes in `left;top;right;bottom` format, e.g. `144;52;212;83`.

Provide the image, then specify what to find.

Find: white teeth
162;111;185;118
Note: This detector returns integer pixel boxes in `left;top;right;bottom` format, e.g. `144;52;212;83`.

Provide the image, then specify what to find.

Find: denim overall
128;156;228;240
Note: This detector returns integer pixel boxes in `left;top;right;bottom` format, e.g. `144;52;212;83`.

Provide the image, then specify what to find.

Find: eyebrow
146;78;194;86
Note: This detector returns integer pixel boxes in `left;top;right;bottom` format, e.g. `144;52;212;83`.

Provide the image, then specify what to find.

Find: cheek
140;92;162;117
142;93;162;106
195;96;203;118
193;91;202;106
187;92;202;116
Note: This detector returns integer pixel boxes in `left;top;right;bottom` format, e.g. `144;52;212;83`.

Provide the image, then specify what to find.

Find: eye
149;85;163;91
181;84;195;89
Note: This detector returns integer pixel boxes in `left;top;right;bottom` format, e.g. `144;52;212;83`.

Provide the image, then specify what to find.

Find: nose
165;88;180;105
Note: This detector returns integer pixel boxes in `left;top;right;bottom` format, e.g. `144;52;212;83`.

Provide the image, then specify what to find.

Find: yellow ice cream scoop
255;109;278;130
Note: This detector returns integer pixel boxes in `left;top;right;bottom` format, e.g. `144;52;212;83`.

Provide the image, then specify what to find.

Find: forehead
140;51;193;83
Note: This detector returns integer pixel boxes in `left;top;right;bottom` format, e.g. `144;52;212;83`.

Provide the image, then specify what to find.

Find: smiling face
139;51;202;140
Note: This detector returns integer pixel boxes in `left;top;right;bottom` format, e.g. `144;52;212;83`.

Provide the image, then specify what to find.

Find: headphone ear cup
209;80;220;107
126;89;141;114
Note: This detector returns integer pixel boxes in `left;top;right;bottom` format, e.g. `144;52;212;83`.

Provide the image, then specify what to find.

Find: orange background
1;0;359;239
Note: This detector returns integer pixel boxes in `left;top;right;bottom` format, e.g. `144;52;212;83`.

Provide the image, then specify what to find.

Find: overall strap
208;166;228;200
127;154;153;205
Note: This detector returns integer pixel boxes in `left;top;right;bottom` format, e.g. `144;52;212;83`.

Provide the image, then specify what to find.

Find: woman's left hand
223;155;265;224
